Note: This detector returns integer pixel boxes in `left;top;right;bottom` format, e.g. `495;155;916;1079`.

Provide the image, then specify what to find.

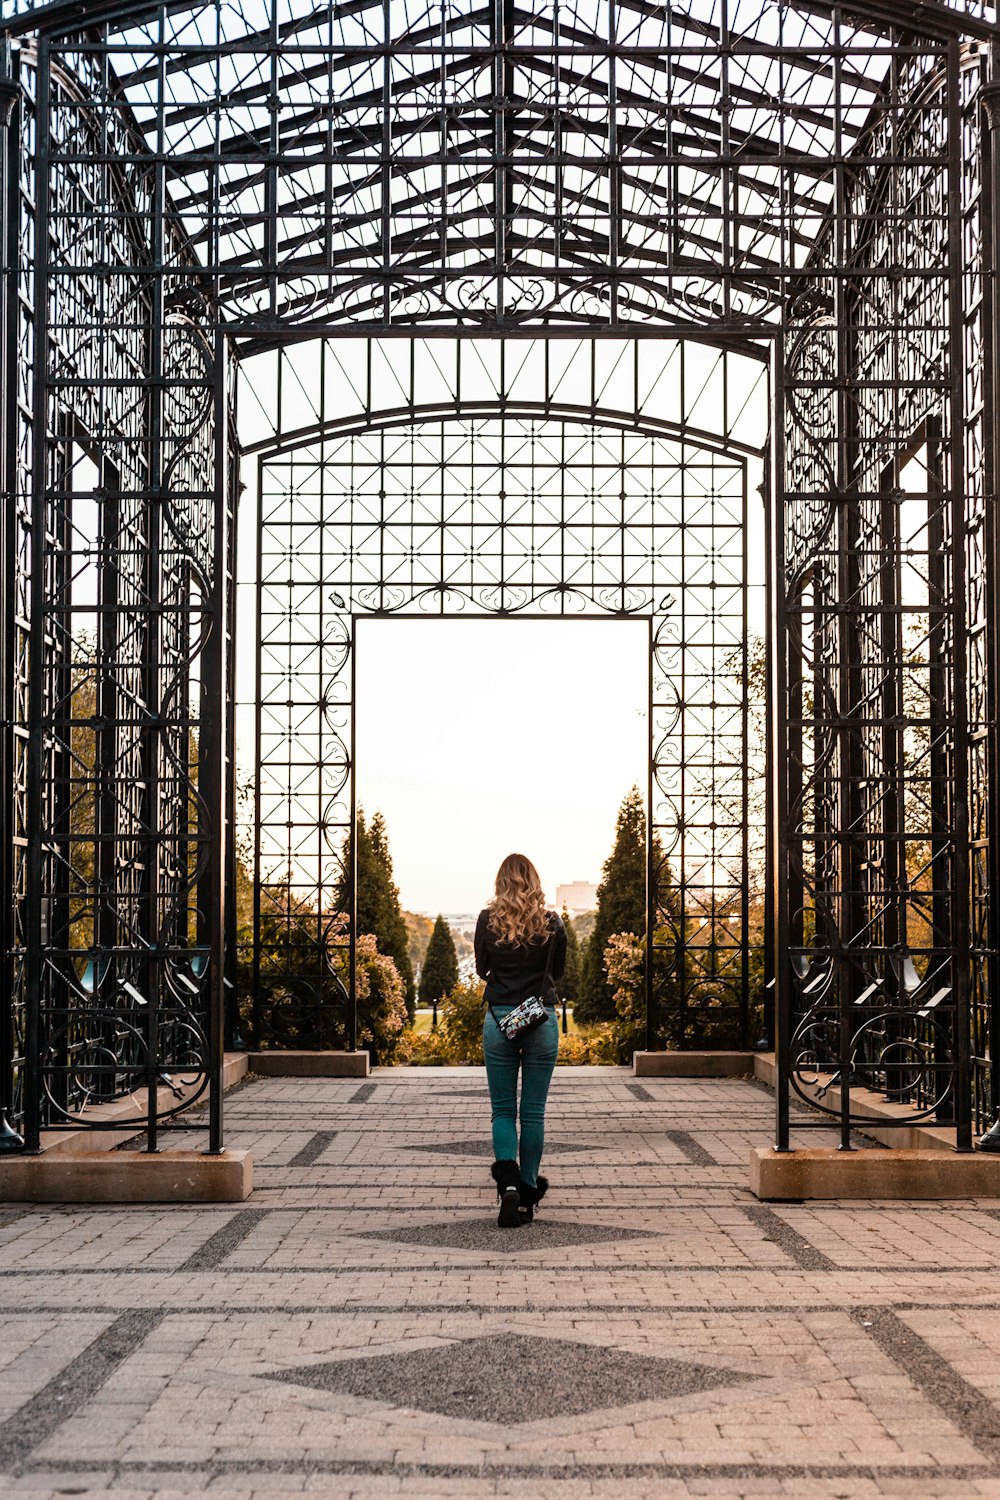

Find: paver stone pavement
1;1066;1000;1499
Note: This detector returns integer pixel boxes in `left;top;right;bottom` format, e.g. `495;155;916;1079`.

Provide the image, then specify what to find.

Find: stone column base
633;1050;754;1078
248;1050;370;1077
750;1145;1000;1200
0;1148;252;1203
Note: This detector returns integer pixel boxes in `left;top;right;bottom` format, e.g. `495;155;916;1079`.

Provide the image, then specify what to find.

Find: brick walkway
3;1066;1000;1499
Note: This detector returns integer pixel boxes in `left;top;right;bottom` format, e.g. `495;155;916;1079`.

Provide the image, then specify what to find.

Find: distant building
556;881;598;914
440;913;478;935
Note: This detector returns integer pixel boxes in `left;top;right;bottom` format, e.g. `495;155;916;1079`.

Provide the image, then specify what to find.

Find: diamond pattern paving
269;1330;758;1422
403;1136;602;1157
353;1218;657;1254
420;1088;491;1099
3;1065;1000;1499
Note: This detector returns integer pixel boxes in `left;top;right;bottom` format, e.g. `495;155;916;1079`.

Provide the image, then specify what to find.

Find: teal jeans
483;1006;559;1188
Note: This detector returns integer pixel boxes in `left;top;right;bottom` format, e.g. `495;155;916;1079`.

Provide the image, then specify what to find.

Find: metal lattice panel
247;335;767;1051
9;0;994;341
0;37;234;1148
776;38;997;1145
0;0;997;1153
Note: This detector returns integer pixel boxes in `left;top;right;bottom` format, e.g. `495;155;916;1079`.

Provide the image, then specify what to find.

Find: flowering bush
603;930;647;1063
353;932;408;1064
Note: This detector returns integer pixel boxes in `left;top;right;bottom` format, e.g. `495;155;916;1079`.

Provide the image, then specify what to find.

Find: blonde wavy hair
488;853;551;947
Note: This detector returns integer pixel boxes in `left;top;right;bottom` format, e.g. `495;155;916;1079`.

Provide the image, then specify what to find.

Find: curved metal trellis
246;336;767;1054
0;0;995;1152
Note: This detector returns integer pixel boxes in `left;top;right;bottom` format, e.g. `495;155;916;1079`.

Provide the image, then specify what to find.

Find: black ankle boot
518;1174;548;1224
490;1160;522;1228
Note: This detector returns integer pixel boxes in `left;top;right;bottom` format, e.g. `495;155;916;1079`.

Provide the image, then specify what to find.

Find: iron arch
0;0;995;1155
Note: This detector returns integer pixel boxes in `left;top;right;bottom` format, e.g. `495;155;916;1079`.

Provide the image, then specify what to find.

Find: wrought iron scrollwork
1;0;997;1155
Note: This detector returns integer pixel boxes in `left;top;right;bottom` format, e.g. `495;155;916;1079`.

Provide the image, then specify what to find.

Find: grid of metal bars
0;0;996;1151
247;336;765;1053
0;30;235;1149
774;33;999;1146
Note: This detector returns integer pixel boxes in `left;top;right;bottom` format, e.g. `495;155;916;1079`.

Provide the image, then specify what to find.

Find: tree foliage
351;932;408;1063
347;809;416;1017
404;910;434;977
419;914;459;1004
238;901;408;1059
559;909;582;1004
576;787;662;1026
571;908;598;946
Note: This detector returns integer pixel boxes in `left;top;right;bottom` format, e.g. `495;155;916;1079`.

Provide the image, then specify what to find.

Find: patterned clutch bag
494;995;548;1042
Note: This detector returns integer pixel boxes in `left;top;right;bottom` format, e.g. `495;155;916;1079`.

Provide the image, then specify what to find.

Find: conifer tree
368;812;415;1014
353;811;379;935
419;915;459;1005
575;787;655;1026
345;809;416;1019
559;908;581;1005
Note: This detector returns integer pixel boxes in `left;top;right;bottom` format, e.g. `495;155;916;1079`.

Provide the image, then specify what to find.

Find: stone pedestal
633;1050;754;1078
0;1148;253;1203
750;1146;1000;1201
248;1050;370;1078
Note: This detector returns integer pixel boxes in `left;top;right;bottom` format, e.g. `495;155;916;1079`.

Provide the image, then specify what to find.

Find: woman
475;853;566;1228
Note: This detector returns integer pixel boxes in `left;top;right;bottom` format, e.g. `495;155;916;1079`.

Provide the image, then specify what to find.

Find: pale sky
355;618;648;915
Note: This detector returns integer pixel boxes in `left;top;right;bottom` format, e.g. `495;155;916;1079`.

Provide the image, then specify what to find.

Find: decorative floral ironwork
0;0;997;1153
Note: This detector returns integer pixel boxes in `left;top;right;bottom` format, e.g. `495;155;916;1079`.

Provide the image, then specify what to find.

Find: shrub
603;930;647;1063
398;978;486;1064
398;1028;453;1066
353;932;408;1064
556;1028;613;1065
437;979;486;1063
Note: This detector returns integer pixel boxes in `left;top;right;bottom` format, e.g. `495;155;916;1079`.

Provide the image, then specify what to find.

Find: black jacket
474;909;566;1007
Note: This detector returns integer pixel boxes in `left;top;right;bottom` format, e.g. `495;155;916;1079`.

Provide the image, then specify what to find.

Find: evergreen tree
578;933;596;1022
419;915;459;1004
345;809;417;1019
353;811;379;936
575;787;657;1026
559;908;581;1005
368;812;415;1014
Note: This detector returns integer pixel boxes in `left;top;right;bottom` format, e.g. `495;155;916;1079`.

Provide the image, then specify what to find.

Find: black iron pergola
1;0;998;1155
